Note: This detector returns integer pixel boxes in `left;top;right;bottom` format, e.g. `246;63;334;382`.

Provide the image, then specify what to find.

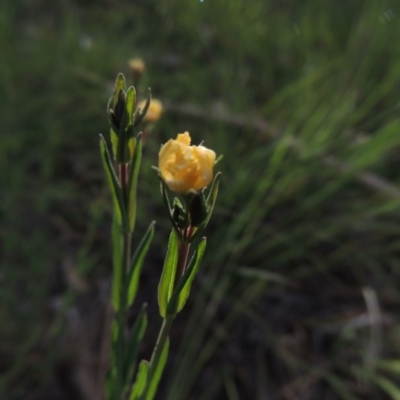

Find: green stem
148;316;173;379
112;163;132;400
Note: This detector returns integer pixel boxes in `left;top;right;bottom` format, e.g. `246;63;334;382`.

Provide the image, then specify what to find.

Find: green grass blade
127;221;155;306
377;360;400;375
373;375;400;400
348;120;400;170
158;230;179;317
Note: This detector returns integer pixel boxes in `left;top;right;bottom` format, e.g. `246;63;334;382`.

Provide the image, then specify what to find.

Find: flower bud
128;58;146;74
106;74;136;163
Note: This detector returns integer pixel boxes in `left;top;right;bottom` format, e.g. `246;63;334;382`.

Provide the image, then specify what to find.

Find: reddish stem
118;163;129;204
175;225;194;284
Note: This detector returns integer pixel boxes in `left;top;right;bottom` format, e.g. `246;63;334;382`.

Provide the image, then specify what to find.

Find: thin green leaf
349;120;400;170
214;154;224;165
100;134;128;311
112;73;126;105
124;304;148;390
166;238;206;317
236;268;291;286
111;214;123;310
116;85;135;163
127;222;155;306
99;134;126;227
189;173;221;243
129;360;149;400
205;172;221;222
128;135;142;232
110;128;119;161
159;177;181;236
125;86;136;126
158;230;179;317
145;338;170;400
134;88;152;128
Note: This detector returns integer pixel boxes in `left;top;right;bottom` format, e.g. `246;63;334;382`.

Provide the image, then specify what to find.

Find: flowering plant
99;73;221;400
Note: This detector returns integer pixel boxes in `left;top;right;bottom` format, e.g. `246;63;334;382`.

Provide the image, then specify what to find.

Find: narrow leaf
349;120;400;170
125;86;136;126
166;238;206;317
205;171;221;225
99;134;126;227
236;268;291;285
109;73;126;109
116;86;135;163
127;222;155;306
145;338;169;400
110;128;119;161
100;134;128;310
129;360;149;400
134;88;152;128
159;177;181;235
158;230;179;317
123;304;148;389
111;214;123;310
189;172;221;243
128;135;142;232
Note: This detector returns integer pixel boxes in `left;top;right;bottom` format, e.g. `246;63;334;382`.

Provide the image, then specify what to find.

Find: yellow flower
138;99;163;122
128;58;146;74
159;132;216;193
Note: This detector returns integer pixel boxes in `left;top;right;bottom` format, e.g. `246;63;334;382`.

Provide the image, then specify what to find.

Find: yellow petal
176;132;191;146
159;133;216;193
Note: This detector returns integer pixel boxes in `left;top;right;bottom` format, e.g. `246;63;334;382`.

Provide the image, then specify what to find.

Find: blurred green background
2;0;400;399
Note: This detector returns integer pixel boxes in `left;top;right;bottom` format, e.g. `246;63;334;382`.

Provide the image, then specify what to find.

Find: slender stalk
148;316;173;377
112;163;132;400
